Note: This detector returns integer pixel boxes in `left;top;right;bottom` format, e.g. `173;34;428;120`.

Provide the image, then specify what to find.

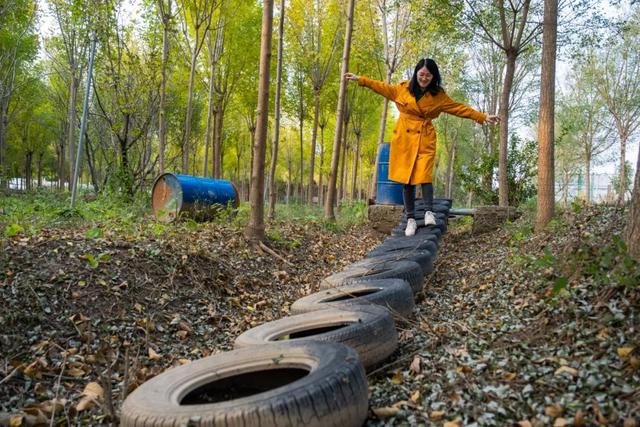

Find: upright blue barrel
152;173;239;222
376;143;405;205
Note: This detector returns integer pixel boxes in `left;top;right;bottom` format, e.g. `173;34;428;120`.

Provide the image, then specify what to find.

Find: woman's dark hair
408;58;442;97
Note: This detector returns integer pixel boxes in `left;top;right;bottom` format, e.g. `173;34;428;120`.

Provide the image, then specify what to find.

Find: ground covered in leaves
1;203;639;426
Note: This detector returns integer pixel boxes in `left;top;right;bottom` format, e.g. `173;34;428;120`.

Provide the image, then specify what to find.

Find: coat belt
399;112;433;126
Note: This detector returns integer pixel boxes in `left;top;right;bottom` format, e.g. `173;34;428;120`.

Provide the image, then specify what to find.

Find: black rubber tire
120;341;368;427
368;235;438;258
320;259;423;293
354;249;434;277
290;279;414;317
234;306;398;370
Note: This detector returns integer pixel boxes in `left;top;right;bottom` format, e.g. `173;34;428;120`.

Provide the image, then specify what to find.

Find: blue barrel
152;173;239;222
376;143;406;205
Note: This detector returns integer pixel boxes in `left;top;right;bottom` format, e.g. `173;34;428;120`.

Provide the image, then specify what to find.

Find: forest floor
0;200;639;426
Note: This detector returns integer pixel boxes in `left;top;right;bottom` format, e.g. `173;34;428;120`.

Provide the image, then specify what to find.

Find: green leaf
85;227;103;238
4;223;24;237
552;276;568;295
85;253;98;269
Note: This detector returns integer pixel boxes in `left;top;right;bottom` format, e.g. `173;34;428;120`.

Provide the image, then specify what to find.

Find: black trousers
403;183;433;219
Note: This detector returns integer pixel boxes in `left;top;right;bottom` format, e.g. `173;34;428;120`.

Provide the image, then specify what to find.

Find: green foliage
4;223;24;237
459;134;537;207
566;236;640;288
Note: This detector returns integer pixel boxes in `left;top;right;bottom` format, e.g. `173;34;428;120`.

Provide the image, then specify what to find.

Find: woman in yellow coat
345;58;499;236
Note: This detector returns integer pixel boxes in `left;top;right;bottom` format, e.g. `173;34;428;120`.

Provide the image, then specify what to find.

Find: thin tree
463;0;541;206
596;20;640;205
325;0;355;220
268;0;286;219
366;0;411;200
304;0;341;205
245;0;274;242
178;0;217;173
625;147;640;258
202;18;223;176
156;0;172;174
535;0;557;230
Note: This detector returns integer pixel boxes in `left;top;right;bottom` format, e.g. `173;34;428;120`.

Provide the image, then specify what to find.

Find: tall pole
324;0;355;220
70;33;98;208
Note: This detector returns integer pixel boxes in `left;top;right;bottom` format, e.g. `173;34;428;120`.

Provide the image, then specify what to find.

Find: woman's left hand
485;115;500;125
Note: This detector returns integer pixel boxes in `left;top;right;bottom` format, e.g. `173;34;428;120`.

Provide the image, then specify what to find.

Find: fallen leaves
75;382;104;411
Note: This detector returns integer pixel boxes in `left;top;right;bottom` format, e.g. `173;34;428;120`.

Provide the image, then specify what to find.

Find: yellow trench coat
358;76;487;184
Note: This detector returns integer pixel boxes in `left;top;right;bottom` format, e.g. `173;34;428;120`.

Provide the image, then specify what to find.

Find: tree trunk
203;41;216;177
498;52;516;207
158;0;171;174
624;146;640;258
618;130;627;204
339;118;348;204
182;51;199;173
318;124;325;205
287;145;292;204
324;0;355;220
307;90;321;204
351;134;360;199
0;94;9;187
445;142;456;199
213;101;224;178
25;151;33;191
37;152;43;188
585;155;591;204
67;75;79;190
368;70;392;200
298;114;304;202
268;0;286;219
245;0;274;242
535;0;557;230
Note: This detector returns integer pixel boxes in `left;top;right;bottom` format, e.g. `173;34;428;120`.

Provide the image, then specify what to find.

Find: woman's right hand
344;72;359;81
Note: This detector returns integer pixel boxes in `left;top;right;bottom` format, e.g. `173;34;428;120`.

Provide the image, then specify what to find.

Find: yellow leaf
76;396;95;412
517;421;533;427
391;371;403;385
554;418;568;427
410;389;420;403
9;415;23;427
444;420;462;427
456;365;472;374
372;406;399;418
430;411;445;420
176;330;189;340
617;347;634;358
503;372;517;381
596;328;609;341
134;303;143;312
67;367;85;377
554;366;579;377
148;347;162;360
409;355;421;375
82;382;103;399
629;356;640;369
77;280;86;287
545;404;564;418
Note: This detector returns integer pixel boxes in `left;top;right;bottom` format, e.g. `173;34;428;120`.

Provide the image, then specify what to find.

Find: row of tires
121;199;452;427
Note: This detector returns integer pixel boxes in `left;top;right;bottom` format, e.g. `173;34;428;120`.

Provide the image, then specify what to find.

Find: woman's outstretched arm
439;92;500;125
345;73;399;101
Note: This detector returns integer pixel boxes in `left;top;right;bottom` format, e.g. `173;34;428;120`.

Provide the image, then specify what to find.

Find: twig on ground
50;352;68;427
258;241;293;266
0;367;19;385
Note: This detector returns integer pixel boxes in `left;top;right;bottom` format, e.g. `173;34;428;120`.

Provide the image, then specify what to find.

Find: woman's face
417;66;433;88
